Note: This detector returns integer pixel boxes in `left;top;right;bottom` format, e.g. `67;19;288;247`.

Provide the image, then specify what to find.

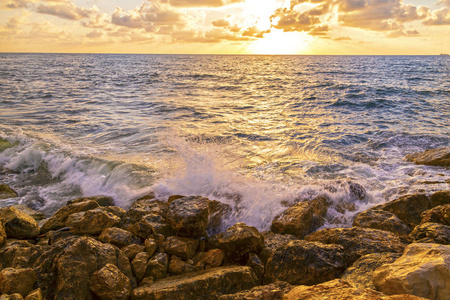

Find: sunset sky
1;0;449;54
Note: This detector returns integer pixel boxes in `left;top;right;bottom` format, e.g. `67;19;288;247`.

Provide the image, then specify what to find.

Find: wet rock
144;252;168;281
284;279;427;300
121;244;145;261
0;221;6;248
132;266;258;300
162;236;199;260
217;223;264;263
218;281;293;300
193;249;224;269
98;227;142;248
65;208;121;235
140;213;174;238
168;255;195;275
305;227;407;265
144;238;158;257
410;222;450;244
23;288;43;300
264;240;346;285
40;200;99;233
246;253;264;283
0;207;40;239
10;206;44;221
405;147;450;166
167;196;210;238
0;241;41;270
341;253;402;290
67;196;115;207
167;195;185;203
89;263;131;300
0;268;37;297
259;232;298;263
420;204;450;226
101;206;127;219
353;209;412;236
430;190;450;207
132;252;150;282
373;243;450;300
271;197;330;239
0;184;18;200
208;200;232;235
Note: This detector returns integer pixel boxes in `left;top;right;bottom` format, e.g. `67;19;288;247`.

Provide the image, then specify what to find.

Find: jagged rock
0;268;36;297
0;184;18;200
144;238;158;257
410;222;450;244
41;200;100;233
405;147;450;166
140;213;174;238
264;240;346;285
121;244;145;260
65;208;121;235
0;241;41;270
353;209;411;236
430;190;450;207
131;252;150;282
271;197;330;239
166;196;210;239
0;294;23;300
373;243;450;300
89;263;131;300
67;196;115;207
0;207;40;239
167;195;185;203
259;232;298;263
132;266;258;300
193;249;224;269
10;206;44;221
218;281;293;300
305;227;407;265
24;288;43;300
162;236;199;260
341;253;401;290
217;223;264;263
98;227;142;248
0;221;6;248
208;200;232;235
168;255;195;275
421;204;450;226
246;253;264;283
284;279;427;300
100;206;127;219
144;252;168;281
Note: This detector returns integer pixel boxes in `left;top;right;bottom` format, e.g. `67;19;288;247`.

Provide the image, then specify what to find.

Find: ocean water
0;53;449;232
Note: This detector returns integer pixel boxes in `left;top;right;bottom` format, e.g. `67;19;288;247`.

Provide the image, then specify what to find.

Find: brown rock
0;294;24;300
67;196;115;207
131;252;150;282
24;288;43;300
430;190;450;207
305;227;407;265
162;236;199;260
0;207;40;239
410;222;450;244
0;184;18;200
405;147;450;166
121;244;145;260
168;255;195;275
0;241;41;270
0;268;37;297
218;281;293;300
208;200;232;235
10;206;44;221
167;195;185;203
167;196;210;238
0;221;6;248
101;206;127;219
353;209;411;236
193;249;224;269
65;208;121;235
373;243;450;300
259;232;298;263
421;204;450;226
144;238;158;257
89;263;131;300
99;227;141;248
144;252;168;281
246;253;264;283
132;266;258;300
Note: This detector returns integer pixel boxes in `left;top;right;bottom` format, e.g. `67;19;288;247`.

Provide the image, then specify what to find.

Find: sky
0;0;449;54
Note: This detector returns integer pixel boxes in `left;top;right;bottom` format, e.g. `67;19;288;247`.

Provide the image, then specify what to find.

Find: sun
247;29;312;55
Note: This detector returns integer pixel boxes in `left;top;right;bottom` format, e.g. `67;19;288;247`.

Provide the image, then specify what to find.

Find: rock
0;184;18;200
167;195;185;203
264;240;346;285
259;232;298;263
0;241;41;270
409;222;450;244
99;227;142;248
421;204;450;226
271;197;330;239
208;200;232;235
430;190;450;207
89;263;131;300
168;255;195;275
193;249;224;269
144;238;158;257
10;206;44;221
0;207;40;239
0;268;37;297
304;227;407;265
67;196;115;207
373;243;450;300
341;253;402;290
144;252;168;281
167;196;209;238
0;294;24;300
132;266;258;300
24;288;43;300
405;147;450;166
131;252;150;282
140;213;174;238
284;279;427;300
353;209;412;236
162;236;199;260
40;200;100;233
218;281;293;300
65;208;121;235
0;221;6;248
246;253;264;283
101;206;127;219
121;244;145;260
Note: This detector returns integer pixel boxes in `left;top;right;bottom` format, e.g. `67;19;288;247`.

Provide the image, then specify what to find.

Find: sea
0;54;449;232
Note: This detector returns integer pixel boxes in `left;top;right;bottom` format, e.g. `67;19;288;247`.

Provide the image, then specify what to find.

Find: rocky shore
0;148;449;300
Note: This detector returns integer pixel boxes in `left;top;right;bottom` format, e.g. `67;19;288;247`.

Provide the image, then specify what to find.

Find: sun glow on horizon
247;30;312;55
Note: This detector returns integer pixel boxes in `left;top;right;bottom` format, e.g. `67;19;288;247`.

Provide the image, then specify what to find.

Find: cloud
36;2;97;20
334;36;351;40
271;7;323;32
423;7;450;25
242;25;270;38
212;18;230;27
163;0;244;8
387;29;420;37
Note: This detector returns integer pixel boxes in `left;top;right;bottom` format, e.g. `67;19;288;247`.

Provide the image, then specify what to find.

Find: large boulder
0;241;41;270
0;207;40;239
65;208;121;235
0;268;37;297
121;244;145;260
305;227;407;265
217;223;264;263
405;147;450;167
409;222;450;244
353;209;411;236
430;190;450;207
341;253;401;290
167;196;210;238
0;184;18;200
67;196;115;207
264;240;346;285
284;279;427;300
132;266;258;300
192;249;224;269
271;197;330;239
162;236;199;260
373;243;450;300
98;227;142;248
259;232;298;263
10;206;44;222
421;204;450;225
89;263;131;300
218;281;293;300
